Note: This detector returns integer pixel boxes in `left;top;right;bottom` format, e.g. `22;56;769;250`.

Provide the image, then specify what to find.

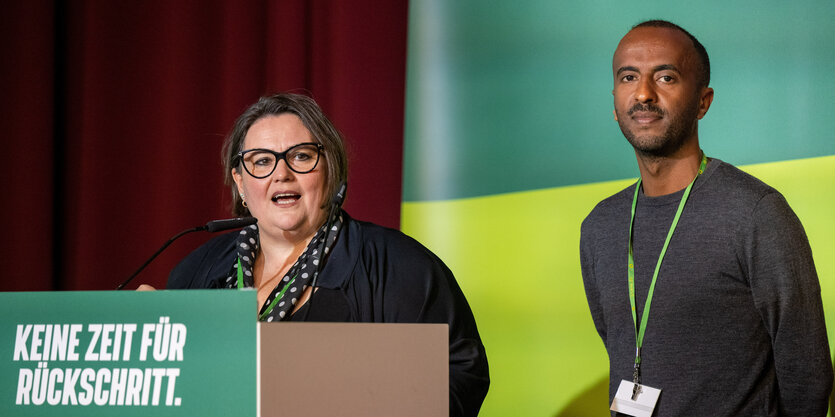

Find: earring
241;194;247;208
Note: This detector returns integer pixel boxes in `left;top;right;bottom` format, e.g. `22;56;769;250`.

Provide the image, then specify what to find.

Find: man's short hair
632;20;711;88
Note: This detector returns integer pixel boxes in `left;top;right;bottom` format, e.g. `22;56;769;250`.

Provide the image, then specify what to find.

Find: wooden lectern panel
258;322;448;417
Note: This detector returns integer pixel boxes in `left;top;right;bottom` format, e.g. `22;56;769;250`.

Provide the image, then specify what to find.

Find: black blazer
168;212;490;417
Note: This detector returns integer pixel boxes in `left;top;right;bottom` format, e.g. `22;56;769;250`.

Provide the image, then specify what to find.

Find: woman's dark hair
221;93;349;216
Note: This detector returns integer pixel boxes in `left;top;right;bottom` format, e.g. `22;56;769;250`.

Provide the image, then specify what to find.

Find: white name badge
610;379;661;417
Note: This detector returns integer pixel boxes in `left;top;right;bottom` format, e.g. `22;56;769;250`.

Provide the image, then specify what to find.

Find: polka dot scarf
224;211;344;322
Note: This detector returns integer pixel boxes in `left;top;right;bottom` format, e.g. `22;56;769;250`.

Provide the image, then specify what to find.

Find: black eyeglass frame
235;142;324;178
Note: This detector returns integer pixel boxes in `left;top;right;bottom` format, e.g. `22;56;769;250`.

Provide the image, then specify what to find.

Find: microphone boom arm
116;217;256;290
116;226;204;290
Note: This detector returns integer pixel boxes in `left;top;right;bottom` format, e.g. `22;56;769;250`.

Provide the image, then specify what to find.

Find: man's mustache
627;103;665;116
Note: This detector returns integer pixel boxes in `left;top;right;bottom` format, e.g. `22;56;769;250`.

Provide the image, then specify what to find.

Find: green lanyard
627;152;706;386
236;257;297;321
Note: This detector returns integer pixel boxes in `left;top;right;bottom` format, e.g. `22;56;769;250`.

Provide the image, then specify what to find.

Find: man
580;20;832;416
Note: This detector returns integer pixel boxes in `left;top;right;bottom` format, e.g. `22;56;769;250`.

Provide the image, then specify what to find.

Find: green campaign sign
0;290;256;416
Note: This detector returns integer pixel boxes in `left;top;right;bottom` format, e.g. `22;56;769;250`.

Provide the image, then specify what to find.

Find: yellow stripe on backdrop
401;154;835;416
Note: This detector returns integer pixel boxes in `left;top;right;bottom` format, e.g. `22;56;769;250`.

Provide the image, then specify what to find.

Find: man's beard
616;99;700;159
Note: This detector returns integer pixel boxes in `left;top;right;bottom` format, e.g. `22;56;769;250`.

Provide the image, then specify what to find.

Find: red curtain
0;0;408;291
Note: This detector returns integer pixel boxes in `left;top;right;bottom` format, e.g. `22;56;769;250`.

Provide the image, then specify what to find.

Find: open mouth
271;192;301;205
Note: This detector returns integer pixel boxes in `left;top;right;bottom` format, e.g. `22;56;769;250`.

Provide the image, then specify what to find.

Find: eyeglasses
236;142;324;178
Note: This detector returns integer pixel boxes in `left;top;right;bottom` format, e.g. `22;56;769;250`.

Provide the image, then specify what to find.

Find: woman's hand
136;284;157;291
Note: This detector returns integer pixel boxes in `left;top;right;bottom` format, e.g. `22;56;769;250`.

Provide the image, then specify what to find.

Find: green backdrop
402;1;835;415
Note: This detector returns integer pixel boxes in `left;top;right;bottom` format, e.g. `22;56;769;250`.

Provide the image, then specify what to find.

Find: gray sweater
580;158;832;416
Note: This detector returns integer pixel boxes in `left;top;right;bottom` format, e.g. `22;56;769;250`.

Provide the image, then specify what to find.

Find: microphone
331;181;347;208
116;217;257;290
205;217;258;233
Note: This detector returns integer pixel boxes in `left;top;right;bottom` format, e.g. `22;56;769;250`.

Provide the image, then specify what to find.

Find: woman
168;93;489;416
